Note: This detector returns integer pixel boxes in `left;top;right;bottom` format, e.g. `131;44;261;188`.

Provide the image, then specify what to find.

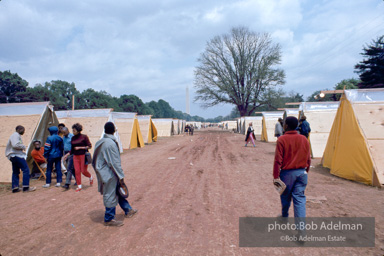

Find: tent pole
72;95;75;110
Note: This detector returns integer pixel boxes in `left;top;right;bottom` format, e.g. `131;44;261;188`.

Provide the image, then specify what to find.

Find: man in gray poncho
92;122;138;227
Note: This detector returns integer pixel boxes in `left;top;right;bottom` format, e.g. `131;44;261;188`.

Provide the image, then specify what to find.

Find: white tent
243;116;263;136
283;108;300;120
261;111;284;142
299;102;340;158
56;109;123;154
152;118;174;137
0;102;58;183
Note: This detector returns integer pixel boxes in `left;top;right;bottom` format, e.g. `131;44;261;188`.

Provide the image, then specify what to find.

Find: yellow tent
261;111;284;142
299;102;340;158
322;89;384;187
111;112;144;149
56;109;124;154
137;115;157;144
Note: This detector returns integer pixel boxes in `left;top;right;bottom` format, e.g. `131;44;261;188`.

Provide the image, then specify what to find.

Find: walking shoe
55;183;61;187
42;184;50;188
125;209;138;218
12;187;21;193
104;219;124;227
75;187;82;192
23;187;36;193
62;184;70;190
90;177;94;186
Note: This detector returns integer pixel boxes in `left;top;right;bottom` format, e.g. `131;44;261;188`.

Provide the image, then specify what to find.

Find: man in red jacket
273;116;311;219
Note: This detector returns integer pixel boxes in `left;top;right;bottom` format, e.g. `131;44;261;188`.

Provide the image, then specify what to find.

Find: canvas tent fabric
299;102;340;158
260;111;284;142
0;102;58;183
56;109;124;154
111;112;144;150
283;108;300;120
236;118;241;133
243;116;263;135
224;121;237;130
322;89;384;187
152;118;174;137
172;119;179;135
137;115;157;144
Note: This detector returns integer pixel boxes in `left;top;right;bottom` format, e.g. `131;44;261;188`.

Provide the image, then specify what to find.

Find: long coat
245;126;255;141
92;134;124;208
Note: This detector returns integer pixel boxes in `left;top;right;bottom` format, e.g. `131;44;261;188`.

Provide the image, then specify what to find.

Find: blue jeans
105;187;133;222
65;155;75;185
10;156;30;189
46;157;62;184
280;169;307;218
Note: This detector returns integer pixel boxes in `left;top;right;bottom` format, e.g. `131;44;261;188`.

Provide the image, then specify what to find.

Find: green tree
17;84;54;102
334;78;360;90
44;80;81;110
78;89;118;110
355;35;384;88
194;26;285;116
118;94;153;115
0;70;28;103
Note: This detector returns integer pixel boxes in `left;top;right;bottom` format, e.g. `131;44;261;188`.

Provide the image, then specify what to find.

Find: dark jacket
299;120;311;137
70;134;92;155
44;126;64;159
245;126;256;141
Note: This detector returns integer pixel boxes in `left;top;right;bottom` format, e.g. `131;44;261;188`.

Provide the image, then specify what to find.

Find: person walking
93;122;138;227
273;116;311;229
63;123;93;192
5;125;36;193
298;116;311;138
61;127;76;190
43;126;64;188
274;118;284;138
244;122;256;147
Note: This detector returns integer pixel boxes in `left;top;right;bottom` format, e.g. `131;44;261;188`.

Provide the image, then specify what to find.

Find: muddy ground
0;128;383;255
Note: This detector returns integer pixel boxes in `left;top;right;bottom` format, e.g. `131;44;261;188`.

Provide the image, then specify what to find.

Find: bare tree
194;27;285;116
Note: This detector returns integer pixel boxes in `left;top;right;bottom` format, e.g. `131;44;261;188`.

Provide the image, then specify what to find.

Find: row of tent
223;89;384;188
0;102;186;183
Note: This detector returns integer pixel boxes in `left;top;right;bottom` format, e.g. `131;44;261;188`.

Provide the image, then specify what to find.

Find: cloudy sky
1;0;383;118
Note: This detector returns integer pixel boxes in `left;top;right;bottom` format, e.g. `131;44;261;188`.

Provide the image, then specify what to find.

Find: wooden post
72;95;75;110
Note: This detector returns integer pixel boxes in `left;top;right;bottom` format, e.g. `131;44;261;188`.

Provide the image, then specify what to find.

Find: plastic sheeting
0;102;49;116
56;109;112;118
300;102;340;112
345;88;384;103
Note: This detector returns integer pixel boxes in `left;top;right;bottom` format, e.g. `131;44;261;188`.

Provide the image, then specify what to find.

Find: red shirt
31;148;46;164
273;131;311;179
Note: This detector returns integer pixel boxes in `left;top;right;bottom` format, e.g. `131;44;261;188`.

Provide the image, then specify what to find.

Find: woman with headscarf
245;122;256;147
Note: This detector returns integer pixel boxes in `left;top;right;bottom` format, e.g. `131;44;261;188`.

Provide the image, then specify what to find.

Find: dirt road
0;128;383;255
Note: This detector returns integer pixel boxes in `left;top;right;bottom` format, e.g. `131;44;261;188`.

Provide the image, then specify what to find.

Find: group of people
274;116;311;139
28;123;94;192
6;121;137;226
185;124;194;136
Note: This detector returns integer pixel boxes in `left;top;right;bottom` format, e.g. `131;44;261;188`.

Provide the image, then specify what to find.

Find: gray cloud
0;0;383;118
